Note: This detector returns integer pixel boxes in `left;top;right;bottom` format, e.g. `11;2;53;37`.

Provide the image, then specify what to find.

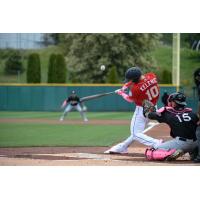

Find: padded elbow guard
121;93;133;103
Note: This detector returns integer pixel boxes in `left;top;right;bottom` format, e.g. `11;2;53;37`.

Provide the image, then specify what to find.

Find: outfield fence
0;84;197;112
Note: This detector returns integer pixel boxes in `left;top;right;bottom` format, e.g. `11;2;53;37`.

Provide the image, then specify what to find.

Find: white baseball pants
62;104;88;121
121;106;160;148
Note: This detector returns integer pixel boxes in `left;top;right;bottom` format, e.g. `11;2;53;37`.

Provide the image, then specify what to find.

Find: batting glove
115;89;124;95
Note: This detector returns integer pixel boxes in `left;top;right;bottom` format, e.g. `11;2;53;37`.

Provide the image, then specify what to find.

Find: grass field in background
151;45;200;88
0;46;63;83
1;45;200;86
0;124;129;147
0;111;132;120
0;112;132;147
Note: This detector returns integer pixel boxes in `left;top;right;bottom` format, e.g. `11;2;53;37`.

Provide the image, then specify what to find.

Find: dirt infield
0;119;199;166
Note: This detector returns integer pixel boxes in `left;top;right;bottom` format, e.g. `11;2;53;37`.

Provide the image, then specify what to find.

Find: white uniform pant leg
60;104;73;119
75;104;88;121
63;104;73;115
121;106;160;148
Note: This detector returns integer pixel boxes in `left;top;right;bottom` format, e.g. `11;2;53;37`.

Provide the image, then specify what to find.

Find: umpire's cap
124;67;142;83
169;92;187;106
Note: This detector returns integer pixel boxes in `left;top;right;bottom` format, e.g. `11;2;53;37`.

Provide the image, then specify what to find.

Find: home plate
74;153;112;161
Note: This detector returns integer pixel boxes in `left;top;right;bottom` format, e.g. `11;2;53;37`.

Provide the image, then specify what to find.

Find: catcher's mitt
142;99;156;117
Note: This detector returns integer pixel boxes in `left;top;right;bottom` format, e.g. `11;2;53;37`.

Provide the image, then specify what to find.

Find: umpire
193;68;200;162
194;68;200;115
194;127;200;162
146;92;198;160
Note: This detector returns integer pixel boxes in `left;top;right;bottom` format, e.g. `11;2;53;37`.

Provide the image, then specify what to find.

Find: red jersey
123;72;160;106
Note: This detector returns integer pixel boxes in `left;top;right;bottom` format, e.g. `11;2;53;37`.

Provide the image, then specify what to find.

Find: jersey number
146;86;159;101
176;113;191;122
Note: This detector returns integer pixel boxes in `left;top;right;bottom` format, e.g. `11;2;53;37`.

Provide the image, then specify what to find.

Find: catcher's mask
124;66;142;83
169;92;187;106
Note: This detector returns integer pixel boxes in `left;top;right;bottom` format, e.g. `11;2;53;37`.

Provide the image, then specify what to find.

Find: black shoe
189;147;199;161
193;157;200;163
165;149;184;161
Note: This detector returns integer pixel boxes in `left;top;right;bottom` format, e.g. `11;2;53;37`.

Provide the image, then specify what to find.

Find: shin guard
145;148;176;161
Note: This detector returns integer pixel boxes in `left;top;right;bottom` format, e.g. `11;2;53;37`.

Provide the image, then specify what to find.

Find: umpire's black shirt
148;107;198;140
194;68;200;100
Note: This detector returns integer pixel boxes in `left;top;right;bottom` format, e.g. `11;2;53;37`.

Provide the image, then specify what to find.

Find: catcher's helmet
169;92;187;106
125;67;142;83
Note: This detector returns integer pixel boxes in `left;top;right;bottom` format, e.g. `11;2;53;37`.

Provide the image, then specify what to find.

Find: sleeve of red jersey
122;81;132;90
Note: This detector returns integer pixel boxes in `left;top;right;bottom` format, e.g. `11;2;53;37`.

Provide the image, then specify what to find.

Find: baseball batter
60;91;88;122
105;66;162;154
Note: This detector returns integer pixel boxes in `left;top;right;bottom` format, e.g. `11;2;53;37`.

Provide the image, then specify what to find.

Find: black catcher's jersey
148;107;199;140
67;95;80;106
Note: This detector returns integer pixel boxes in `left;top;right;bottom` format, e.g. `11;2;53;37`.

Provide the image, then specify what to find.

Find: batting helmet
169;92;187;106
124;67;142;83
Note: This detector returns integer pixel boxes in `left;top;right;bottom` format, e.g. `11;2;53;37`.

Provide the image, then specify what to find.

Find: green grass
0;45;63;83
0;111;132;147
1;44;200;86
0;123;129;147
151;45;200;89
0;111;132;120
179;49;200;87
151;45;172;70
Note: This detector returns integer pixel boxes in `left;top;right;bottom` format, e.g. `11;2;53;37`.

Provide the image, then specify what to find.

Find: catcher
60;91;88;122
143;92;199;161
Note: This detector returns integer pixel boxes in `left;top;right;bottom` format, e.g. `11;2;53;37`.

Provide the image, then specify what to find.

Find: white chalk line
143;121;159;134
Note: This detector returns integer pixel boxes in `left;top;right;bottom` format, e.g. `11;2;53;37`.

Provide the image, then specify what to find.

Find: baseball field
0;111;199;166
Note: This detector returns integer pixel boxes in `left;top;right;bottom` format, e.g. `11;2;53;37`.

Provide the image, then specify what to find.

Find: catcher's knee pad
145;148;176;161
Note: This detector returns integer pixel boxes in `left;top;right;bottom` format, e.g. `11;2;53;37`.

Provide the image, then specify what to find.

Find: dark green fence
0;84;195;112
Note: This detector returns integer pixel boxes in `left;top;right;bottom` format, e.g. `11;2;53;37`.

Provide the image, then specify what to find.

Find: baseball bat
80;91;115;102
